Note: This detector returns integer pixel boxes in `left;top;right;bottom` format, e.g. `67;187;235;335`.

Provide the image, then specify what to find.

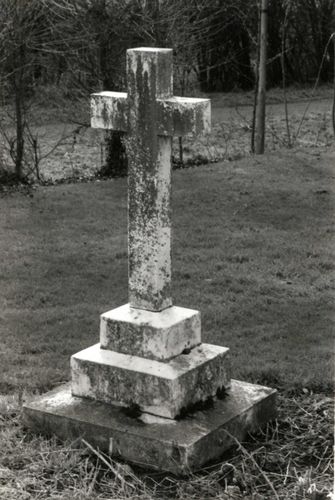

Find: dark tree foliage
266;0;285;87
197;2;255;92
0;0;334;180
31;0;334;97
290;0;335;83
266;0;335;86
2;0;334;98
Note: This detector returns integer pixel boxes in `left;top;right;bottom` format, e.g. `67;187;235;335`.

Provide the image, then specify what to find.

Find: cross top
91;48;211;312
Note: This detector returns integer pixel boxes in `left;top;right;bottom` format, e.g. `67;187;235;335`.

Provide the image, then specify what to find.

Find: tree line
0;0;334;180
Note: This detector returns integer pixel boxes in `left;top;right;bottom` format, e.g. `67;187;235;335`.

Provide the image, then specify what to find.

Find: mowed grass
0;149;334;394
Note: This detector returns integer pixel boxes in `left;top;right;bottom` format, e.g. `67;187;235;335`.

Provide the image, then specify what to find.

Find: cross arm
91;92;211;138
157;97;211;137
91;91;127;131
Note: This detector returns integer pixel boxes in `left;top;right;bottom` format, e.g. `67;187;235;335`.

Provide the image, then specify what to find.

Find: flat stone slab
71;343;230;419
100;304;201;360
23;379;277;475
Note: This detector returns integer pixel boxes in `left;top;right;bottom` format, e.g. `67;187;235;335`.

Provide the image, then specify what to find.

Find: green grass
0;149;334;394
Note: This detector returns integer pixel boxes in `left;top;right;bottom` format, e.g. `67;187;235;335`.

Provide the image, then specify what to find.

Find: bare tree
0;0;51;180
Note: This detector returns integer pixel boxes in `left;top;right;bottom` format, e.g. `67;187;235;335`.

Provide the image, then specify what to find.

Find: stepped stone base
23;379;277;475
100;304;201;360
71;343;231;419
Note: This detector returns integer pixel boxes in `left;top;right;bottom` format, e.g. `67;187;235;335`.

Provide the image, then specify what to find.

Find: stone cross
24;48;276;474
91;47;210;312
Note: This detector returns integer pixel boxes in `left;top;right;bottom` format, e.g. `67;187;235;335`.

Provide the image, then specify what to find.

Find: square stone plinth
71;343;230;419
100;304;201;360
23;379;277;475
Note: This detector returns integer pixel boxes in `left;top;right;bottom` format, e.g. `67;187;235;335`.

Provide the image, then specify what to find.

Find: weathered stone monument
24;48;276;474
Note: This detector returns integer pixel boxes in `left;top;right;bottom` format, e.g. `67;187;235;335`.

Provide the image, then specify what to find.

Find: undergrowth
0;392;333;499
0;86;333;185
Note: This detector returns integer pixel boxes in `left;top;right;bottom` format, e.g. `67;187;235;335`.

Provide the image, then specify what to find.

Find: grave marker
23;48;276;474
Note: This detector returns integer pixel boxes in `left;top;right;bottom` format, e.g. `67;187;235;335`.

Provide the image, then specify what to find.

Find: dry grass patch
0;391;333;499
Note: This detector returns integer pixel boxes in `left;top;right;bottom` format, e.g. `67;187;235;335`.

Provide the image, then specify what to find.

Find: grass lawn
0;145;334;499
0;148;333;395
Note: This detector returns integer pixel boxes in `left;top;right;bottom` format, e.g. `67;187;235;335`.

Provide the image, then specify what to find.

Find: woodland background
0;0;334;181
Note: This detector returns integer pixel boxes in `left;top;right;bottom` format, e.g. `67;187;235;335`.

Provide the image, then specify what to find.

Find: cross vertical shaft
90;47;210;312
126;48;173;312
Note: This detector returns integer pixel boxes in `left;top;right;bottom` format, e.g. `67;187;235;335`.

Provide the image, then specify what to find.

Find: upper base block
100;304;201;361
23;379;277;475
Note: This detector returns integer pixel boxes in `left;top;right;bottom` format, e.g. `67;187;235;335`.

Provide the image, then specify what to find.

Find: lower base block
23;380;276;475
71;343;231;419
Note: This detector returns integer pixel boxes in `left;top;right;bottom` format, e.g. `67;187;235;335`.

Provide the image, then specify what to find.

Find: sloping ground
0;148;333;393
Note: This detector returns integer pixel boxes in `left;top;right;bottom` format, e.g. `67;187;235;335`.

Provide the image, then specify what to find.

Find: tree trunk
251;5;261;154
255;0;268;155
332;35;335;136
14;88;24;180
14;43;26;180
